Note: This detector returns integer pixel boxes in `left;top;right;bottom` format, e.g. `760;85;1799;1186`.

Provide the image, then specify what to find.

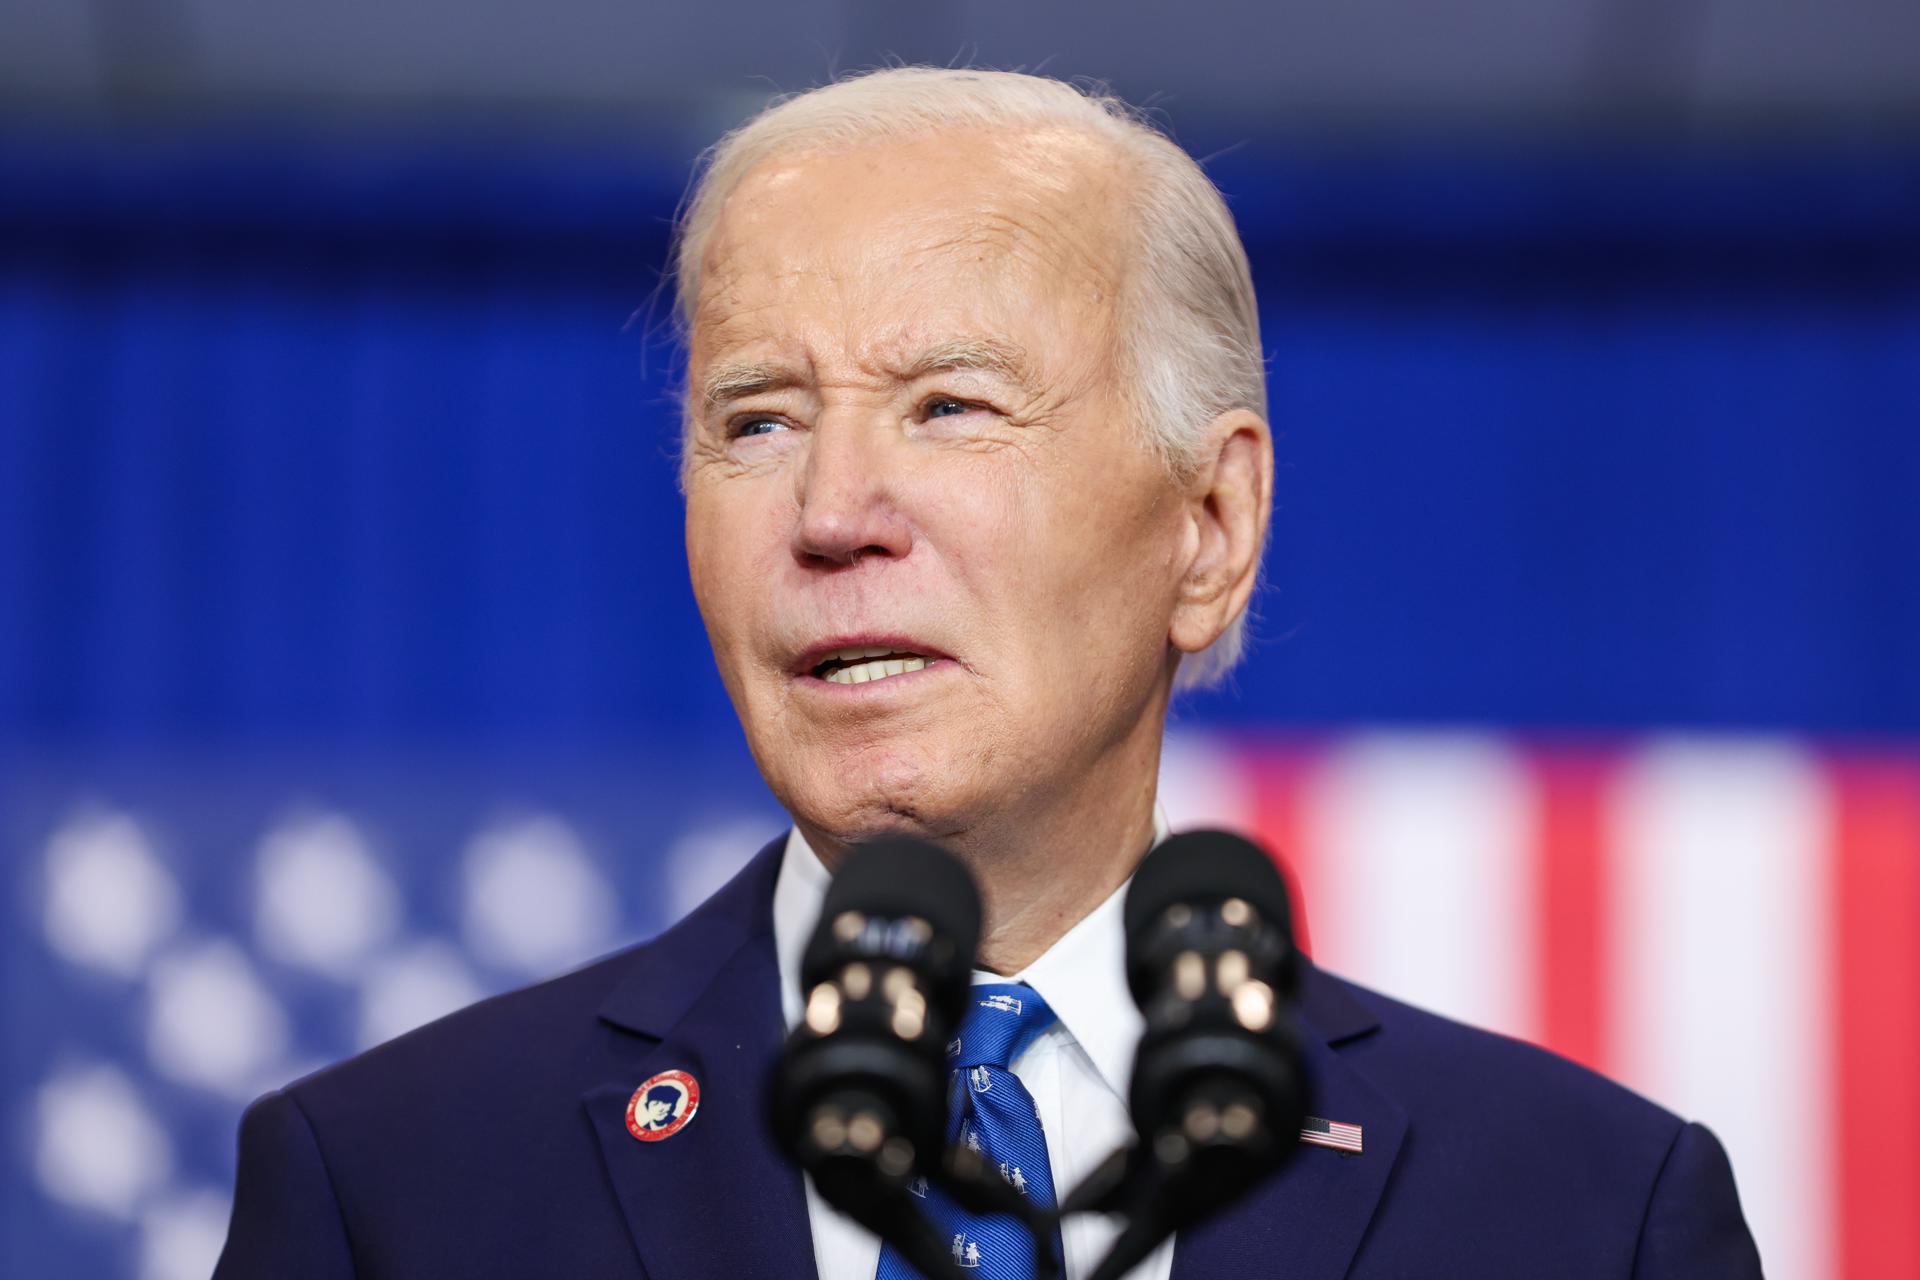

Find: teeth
823;655;929;685
820;645;897;663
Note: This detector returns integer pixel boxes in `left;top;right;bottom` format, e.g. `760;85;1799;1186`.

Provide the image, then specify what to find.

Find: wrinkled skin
683;127;1271;969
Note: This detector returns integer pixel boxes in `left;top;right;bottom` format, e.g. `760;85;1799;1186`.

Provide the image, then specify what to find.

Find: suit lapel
578;851;1408;1280
582;841;820;1280
1171;967;1408;1280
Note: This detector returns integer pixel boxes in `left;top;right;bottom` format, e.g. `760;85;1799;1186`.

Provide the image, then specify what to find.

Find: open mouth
808;646;936;686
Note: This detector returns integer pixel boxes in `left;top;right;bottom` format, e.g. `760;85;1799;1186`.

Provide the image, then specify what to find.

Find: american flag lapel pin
1299;1115;1364;1154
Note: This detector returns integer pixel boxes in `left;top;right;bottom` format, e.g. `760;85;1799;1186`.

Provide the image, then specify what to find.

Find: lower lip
797;657;954;695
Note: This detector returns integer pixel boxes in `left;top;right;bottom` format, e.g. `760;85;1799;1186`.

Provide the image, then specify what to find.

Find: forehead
691;126;1130;367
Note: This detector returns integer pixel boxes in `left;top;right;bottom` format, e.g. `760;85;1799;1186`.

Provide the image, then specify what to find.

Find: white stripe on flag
1608;739;1833;1280
1303;734;1538;1042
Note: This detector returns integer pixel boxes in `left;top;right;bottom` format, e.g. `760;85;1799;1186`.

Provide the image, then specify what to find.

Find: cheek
686;493;781;653
898;456;1031;595
920;452;1176;683
1031;475;1181;652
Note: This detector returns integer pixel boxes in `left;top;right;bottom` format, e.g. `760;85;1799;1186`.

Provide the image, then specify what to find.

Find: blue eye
734;417;788;438
927;398;971;418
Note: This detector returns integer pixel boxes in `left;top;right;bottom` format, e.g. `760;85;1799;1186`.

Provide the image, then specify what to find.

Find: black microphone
1068;830;1309;1280
769;836;983;1280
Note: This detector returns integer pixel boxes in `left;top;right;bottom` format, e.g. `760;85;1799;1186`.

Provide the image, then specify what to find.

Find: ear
1169;409;1273;658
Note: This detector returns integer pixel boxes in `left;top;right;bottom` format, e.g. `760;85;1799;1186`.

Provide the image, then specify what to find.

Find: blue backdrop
5;132;1917;742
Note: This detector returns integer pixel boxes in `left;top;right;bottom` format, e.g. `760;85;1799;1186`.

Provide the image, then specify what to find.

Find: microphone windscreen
803;835;981;997
1124;830;1294;948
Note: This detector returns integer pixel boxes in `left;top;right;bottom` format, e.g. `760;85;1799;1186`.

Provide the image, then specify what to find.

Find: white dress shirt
772;820;1177;1280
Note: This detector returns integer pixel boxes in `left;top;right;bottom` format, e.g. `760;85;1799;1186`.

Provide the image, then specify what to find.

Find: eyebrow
898;337;1040;390
700;362;800;408
698;336;1040;409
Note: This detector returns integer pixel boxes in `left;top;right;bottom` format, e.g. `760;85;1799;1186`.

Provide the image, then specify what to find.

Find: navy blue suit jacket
216;839;1761;1278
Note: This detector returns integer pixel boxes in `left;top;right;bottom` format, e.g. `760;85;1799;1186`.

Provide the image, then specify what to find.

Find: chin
783;740;978;845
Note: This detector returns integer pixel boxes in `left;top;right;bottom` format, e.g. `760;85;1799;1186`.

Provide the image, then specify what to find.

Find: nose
792;417;914;567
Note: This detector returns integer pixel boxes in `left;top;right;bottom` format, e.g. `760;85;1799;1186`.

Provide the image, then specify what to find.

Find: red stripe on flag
1243;741;1316;960
1832;754;1920;1280
1533;747;1610;1074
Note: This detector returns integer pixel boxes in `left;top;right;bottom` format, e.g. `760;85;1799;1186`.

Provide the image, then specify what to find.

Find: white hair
672;67;1267;689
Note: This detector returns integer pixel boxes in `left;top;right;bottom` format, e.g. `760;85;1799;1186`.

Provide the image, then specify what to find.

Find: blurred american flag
11;731;1917;1278
1160;731;1920;1280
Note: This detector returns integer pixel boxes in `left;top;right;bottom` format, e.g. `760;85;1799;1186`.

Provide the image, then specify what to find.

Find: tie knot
947;983;1056;1070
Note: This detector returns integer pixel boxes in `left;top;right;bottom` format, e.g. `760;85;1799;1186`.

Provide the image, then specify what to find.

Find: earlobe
1169;410;1273;656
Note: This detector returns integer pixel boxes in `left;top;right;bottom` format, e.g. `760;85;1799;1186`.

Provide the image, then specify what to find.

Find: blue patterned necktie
874;982;1066;1279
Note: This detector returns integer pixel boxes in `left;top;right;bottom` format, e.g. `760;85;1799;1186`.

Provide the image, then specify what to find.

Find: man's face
644;1097;673;1125
683;127;1192;848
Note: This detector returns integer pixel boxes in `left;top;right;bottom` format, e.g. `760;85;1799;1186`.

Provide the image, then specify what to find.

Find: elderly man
216;69;1760;1279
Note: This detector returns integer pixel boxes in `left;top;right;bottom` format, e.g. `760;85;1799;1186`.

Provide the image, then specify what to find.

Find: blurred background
3;1;1918;1276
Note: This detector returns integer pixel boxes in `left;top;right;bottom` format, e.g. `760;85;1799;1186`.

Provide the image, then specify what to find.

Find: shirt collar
772;807;1172;1100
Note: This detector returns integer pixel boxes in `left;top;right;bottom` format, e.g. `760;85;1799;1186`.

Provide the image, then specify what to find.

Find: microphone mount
1063;830;1310;1280
770;837;1060;1280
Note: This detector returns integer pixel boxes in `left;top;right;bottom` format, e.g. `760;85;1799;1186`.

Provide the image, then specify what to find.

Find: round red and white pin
626;1069;700;1142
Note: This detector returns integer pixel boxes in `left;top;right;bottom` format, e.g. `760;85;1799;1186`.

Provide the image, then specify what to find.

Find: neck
797;701;1168;974
964;776;1158;973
